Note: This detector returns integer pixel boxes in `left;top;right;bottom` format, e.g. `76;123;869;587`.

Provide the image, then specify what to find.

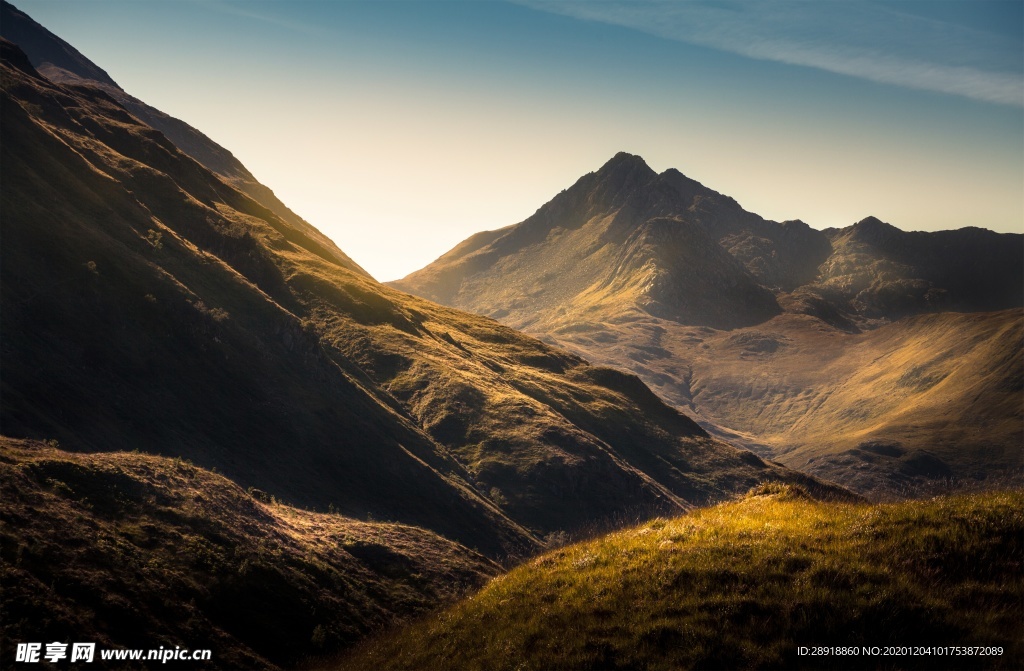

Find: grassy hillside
0;36;532;558
339;486;1024;670
0;437;498;669
1;34;848;560
0;0;368;277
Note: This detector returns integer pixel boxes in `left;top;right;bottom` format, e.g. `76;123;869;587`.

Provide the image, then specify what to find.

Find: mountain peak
603;151;650;168
596;151;656;179
853;216;894;230
585;152;658;200
848;216;900;243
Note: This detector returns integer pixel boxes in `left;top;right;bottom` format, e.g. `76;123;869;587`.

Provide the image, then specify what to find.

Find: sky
15;0;1024;281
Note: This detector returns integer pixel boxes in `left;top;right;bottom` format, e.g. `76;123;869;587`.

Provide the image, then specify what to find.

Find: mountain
0;0;367;279
340;485;1024;670
393;153;1024;496
0;16;869;662
395;152;1020;330
0;34;532;558
396;152;787;331
804;216;1023;321
0;3;853;570
0;437;498;669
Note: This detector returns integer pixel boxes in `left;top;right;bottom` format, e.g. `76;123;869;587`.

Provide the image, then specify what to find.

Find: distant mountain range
394;152;1023;496
0;4;855;663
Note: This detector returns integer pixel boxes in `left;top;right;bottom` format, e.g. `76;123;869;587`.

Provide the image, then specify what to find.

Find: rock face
394;153;1023;497
805;217;1024;321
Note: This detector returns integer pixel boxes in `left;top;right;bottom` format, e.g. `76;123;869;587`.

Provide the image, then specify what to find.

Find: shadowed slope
0;1;117;87
803;217;1024;321
0;38;530;556
0;438;499;669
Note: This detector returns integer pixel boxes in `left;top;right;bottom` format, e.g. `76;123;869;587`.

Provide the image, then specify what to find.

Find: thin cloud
515;1;1024;107
193;0;328;37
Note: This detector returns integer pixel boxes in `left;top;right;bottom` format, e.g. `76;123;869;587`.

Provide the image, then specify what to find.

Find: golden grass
338;486;1024;670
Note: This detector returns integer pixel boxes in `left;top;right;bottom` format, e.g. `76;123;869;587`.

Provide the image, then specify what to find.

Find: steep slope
1;31;847;565
340;485;1024;671
394;153;1023;496
0;437;499;669
0;0;367;278
0;35;531;557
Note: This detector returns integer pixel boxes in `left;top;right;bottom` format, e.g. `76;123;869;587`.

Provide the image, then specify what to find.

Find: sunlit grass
339;485;1023;670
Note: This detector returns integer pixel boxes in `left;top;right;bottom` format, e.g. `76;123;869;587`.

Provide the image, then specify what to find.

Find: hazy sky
17;0;1024;281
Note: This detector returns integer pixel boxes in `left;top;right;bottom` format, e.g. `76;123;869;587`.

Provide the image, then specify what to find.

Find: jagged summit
595;151;656;181
582;153;726;217
855;215;887;226
603;150;651;168
393;153;818;325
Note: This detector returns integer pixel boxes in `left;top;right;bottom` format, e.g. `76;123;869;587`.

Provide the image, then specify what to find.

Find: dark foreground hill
393;153;1024;496
338;485;1024;671
0;437;498;669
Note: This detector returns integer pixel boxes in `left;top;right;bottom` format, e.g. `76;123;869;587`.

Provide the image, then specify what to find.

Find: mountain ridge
393;152;1023;496
0;0;369;279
